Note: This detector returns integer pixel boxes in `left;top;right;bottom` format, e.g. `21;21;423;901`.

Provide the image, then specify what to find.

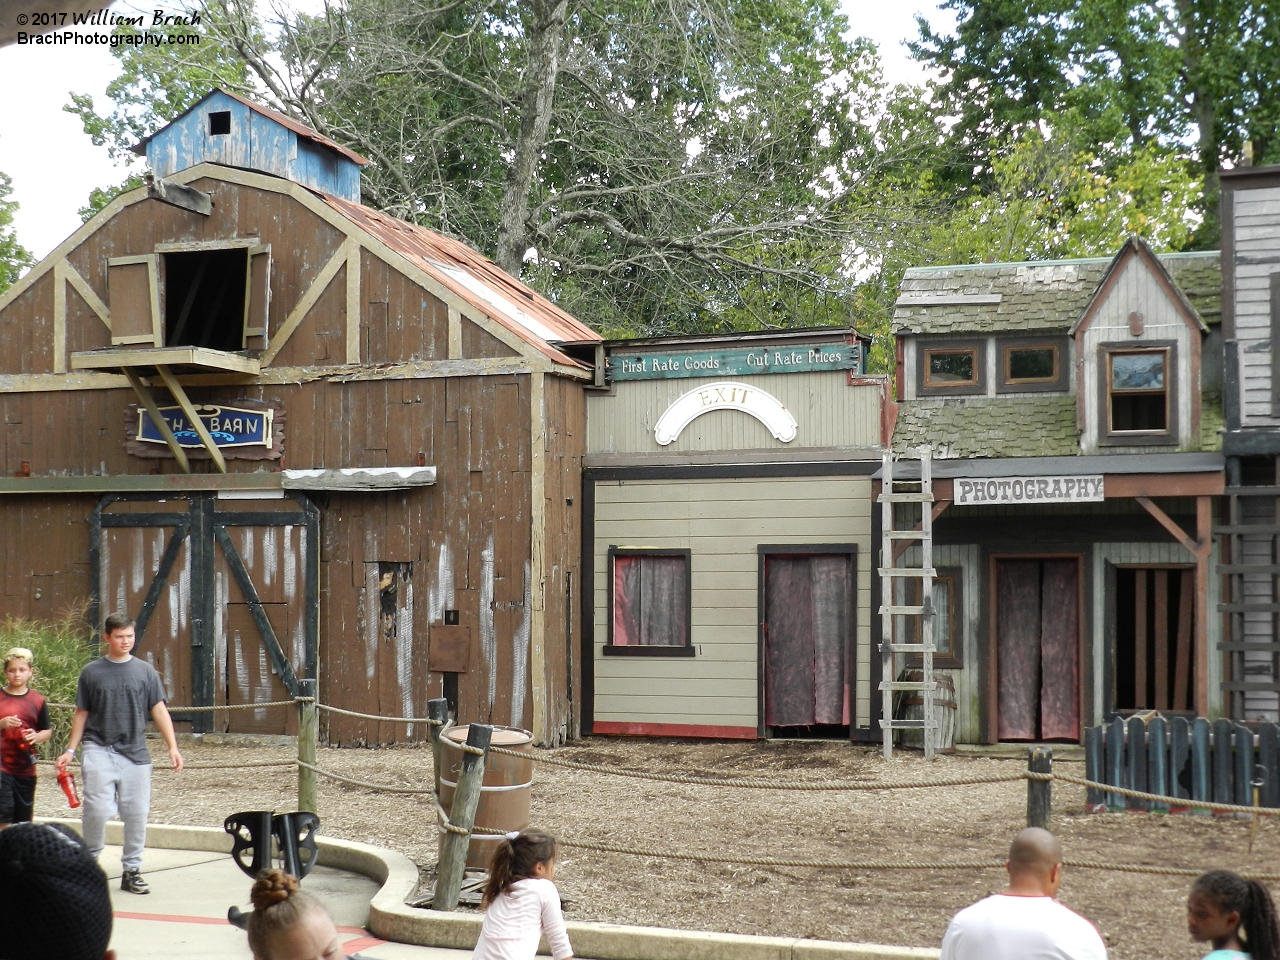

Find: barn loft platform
69;346;262;376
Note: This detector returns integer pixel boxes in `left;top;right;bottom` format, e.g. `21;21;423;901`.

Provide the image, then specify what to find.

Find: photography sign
608;342;860;381
953;475;1105;506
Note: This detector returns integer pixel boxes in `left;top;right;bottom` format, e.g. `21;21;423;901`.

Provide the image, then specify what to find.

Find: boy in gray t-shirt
56;613;183;894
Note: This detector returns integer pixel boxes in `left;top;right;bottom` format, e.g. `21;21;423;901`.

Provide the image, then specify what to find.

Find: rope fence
44;695;1280;880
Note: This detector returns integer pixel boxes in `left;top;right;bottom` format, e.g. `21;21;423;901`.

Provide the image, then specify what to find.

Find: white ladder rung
878;568;937;578
879;605;927;615
878;492;935;503
886;530;927;540
879;681;937;692
884;643;937;653
882;719;936;729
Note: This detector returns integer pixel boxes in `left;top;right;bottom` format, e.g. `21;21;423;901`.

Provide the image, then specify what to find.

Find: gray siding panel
587;374;882;454
1233;186;1280;425
593;476;873;732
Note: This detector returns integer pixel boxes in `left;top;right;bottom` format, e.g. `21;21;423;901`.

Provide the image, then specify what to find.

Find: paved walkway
99;844;474;959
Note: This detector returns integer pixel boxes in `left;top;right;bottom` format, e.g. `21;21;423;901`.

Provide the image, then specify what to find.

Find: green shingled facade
891;247;1222;458
893;252;1220;336
893;395;1081;458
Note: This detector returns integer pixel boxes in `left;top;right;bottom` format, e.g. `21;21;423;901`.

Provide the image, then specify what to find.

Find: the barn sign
609;343;860;381
137;404;274;448
953;475;1105;506
125;399;285;462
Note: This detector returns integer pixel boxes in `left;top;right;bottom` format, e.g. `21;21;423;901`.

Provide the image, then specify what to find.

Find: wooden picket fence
1084;716;1280;812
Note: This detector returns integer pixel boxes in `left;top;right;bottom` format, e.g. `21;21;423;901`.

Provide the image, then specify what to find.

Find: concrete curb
41;819;940;960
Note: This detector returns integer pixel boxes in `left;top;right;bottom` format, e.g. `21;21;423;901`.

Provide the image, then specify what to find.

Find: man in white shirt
940;827;1108;960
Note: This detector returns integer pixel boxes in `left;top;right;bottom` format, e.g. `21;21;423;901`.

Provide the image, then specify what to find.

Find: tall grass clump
0;603;97;756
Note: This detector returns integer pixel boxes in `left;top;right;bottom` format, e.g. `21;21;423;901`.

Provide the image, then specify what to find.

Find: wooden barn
0;89;599;746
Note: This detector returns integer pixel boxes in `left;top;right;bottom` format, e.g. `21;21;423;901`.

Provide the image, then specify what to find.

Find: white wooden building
580;328;887;739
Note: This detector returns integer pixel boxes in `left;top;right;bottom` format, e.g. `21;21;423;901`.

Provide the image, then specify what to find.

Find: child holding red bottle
0;648;51;828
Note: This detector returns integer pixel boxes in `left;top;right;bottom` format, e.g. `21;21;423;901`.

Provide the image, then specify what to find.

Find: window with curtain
608;549;691;654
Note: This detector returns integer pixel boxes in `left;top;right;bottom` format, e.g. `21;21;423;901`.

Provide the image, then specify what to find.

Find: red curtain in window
612;554;688;646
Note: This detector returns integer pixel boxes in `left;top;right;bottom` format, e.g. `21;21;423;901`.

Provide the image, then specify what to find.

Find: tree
911;0;1280;246
73;0;940;339
0;171;33;296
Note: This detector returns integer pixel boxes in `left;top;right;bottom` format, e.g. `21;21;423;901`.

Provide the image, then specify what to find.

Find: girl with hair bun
1188;869;1280;960
472;828;573;960
246;868;373;960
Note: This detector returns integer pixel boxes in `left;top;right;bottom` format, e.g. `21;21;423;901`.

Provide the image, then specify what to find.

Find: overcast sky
0;1;954;262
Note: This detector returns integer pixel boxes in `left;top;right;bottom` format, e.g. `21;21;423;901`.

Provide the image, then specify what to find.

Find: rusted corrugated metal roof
324;195;601;366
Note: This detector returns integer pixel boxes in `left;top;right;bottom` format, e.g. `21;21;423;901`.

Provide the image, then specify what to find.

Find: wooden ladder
878;448;938;760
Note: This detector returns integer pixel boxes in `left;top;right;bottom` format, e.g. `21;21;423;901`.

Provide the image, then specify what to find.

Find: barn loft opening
209;110;231;136
164;249;247;352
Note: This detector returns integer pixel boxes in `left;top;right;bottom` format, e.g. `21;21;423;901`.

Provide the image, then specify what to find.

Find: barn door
92;493;318;734
995;558;1080;741
92;497;196;727
762;549;855;731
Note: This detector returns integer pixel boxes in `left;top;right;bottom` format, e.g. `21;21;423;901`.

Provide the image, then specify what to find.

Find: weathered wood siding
592;477;873;732
540;375;585;743
0;173;590;746
587;374;881;455
1079;253;1200;452
1231;185;1280;425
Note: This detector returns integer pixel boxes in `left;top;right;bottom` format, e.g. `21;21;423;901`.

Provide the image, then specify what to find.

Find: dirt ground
35;736;1280;960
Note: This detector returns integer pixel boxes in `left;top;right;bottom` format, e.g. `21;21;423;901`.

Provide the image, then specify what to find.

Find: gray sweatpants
81;743;152;871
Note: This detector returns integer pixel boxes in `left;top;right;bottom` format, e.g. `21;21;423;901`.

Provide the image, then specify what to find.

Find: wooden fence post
1192;717;1211;816
1106;718;1124;810
1126;716;1148;811
427;698;449;797
297;677;318;815
1149;716;1168;814
1235;724;1255;807
1027;746;1052;830
1213;718;1235;809
1083;727;1104;811
433;723;492;912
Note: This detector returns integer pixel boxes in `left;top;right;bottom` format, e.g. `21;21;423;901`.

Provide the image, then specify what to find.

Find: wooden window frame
916;337;987;396
997;336;1070;394
604;547;694;657
1098;341;1178;446
151;241;271;354
903;566;963;669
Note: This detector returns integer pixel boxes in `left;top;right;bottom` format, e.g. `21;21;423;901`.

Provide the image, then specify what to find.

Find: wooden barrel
895;672;957;753
439;725;534;869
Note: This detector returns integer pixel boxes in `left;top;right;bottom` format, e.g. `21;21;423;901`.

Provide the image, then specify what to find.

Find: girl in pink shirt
472;828;573;960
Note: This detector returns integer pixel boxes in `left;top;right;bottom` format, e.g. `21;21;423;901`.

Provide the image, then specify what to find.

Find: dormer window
1101;344;1176;443
916;337;988;398
208;111;231;136
1006;345;1057;383
925;348;976;387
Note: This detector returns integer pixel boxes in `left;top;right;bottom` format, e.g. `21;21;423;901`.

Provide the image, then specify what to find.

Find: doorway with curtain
759;545;857;737
992;557;1082;742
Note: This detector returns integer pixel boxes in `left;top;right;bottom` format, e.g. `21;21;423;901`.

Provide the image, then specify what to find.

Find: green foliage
0;171;34;297
65;20;248;166
79;174;146;223
0;606;97;756
911;0;1280;246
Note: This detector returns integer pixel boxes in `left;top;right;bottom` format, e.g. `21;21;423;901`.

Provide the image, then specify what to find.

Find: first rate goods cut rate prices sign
608;343;860;381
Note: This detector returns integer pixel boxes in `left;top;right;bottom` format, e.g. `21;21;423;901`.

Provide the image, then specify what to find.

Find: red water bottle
56;769;80;809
